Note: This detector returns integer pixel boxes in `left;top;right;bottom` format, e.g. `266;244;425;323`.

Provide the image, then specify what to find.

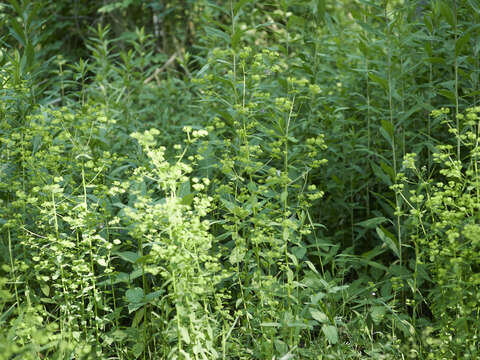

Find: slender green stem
454;0;460;160
385;0;402;267
81;163;99;342
7;229;20;311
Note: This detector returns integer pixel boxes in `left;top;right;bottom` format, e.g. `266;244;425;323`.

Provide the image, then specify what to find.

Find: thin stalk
5;146;20;311
385;1;402;267
241;59;265;323
76;229;88;338
104;213;122;360
59;61;65;104
454;0;460;159
230;0;238;102
350;175;354;246
400;54;406;158
283;97;295;347
428;51;433;171
412;232;419;329
476;122;480;205
81;164;100;342
365;30;371;218
51;189;71;347
7;229;20;310
172;270;183;355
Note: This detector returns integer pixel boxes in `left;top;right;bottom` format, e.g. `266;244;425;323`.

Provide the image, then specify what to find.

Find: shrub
396;107;480;358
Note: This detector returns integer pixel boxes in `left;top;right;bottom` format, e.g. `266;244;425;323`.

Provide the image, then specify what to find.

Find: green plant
2;0;480;358
395;107;480;358
193;30;351;355
116;128;227;359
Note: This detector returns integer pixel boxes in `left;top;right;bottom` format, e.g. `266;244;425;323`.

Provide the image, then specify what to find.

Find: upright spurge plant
396;107;480;358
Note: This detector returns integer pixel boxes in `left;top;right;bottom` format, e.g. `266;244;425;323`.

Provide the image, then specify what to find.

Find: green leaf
311;0;326;19
9;18;25;46
274;339;288;354
287;14;306;30
132;342;144;359
204;26;230;44
41;284;50;296
424;14;433;33
179;179;191;197
128;268;143;282
467;0;480;13
466;90;480;97
114;251;140;263
287;252;299;267
355;258;389;271
455;32;470;56
179;327;190;344
426;57;446;64
32;135;42;154
368;72;388;90
132;307;145;328
370;306;386;324
109;164;133;178
286;321;309;329
196;63;210;77
229;246;246;264
180;193;195;206
416;263;432;282
25;41;34;69
98;0;134;13
379;127;392;147
388;264;411;277
305;260;319;274
260;322;281;327
126;287;144;304
380;161;395;182
439;0;455;27
398;104;423;126
221;197;236;212
234;0;252;12
127;288;146;313
310;309;328;323
292;245;306;260
356;217;389;228
376;226;399;258
8;0;22;14
128;304;145;314
358;39;368;56
371;162;392;186
206;2;230;16
135;255;152;265
381;119;394;139
231;29;244;51
111;329;128;341
97;258;107;267
360;245;386;260
145;290;163;302
438;89;456;100
322;324;338;344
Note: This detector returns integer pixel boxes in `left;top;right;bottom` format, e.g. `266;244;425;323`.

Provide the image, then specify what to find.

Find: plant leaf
114;251;140;263
356;217;389;228
376;226;399;258
126;287;144;304
310;309;329;323
322;324;338;344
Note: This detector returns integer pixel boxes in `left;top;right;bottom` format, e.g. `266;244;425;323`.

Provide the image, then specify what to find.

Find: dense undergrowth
0;0;479;359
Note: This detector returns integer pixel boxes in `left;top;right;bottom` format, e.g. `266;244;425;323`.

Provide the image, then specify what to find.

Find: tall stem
81;164;99;341
454;0;460;160
385;1;402;267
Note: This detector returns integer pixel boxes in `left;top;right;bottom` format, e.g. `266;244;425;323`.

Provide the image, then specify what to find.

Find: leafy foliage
1;0;480;359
